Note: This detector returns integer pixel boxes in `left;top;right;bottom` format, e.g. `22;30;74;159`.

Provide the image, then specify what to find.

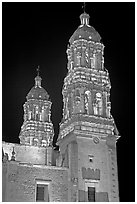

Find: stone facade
2;11;120;202
2;160;68;202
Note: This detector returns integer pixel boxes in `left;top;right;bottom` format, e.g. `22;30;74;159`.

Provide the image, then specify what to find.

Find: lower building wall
78;190;109;202
3;161;68;202
2;163;7;202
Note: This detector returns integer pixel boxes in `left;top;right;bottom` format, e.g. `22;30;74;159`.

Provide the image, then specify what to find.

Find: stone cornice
60;114;114;129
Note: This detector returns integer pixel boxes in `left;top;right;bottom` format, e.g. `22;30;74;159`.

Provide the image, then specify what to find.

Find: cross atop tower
82;2;86;13
35;65;42;87
36;65;40;76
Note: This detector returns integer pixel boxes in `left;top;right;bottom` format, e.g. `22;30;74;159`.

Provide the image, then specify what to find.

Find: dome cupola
19;69;54;147
69;12;101;44
27;75;49;101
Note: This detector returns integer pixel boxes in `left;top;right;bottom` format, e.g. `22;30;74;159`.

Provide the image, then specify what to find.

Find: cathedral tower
57;12;120;202
19;71;54;147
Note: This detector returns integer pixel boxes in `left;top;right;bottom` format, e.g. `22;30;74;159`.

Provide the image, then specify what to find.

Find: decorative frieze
82;167;100;180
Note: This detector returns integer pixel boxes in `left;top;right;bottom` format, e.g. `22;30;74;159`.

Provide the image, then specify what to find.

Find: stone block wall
68;140;78;201
77;136;111;201
3;161;69;202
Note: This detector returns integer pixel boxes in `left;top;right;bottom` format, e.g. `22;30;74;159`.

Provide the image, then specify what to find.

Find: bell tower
19;70;54;147
57;12;120;202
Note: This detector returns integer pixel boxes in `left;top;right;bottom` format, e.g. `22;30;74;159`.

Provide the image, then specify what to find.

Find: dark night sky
2;2;135;201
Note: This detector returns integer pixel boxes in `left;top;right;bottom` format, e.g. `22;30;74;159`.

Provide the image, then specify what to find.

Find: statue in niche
75;51;81;66
93;93;103;115
76;55;80;66
106;103;111;118
28;111;32;120
73;89;81;114
93;103;98;115
35;105;39;121
85;90;91;114
75;89;81;106
39;112;42;121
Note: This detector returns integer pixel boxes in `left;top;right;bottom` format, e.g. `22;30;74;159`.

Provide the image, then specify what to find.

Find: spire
35;65;42;87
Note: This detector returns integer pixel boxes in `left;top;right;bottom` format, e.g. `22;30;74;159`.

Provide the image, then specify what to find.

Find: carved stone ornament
71;177;78;185
93;137;99;144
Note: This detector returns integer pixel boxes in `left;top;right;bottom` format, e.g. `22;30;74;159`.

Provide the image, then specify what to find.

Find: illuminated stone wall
3;161;68;202
77;136;111;201
2;10;120;202
2;142;52;165
57;11;120;202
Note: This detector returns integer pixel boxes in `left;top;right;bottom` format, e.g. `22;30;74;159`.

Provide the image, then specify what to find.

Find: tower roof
69;12;101;44
26;75;49;101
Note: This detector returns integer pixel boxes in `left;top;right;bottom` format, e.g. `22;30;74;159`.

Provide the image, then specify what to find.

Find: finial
11;147;16;161
36;65;40;76
80;12;90;26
